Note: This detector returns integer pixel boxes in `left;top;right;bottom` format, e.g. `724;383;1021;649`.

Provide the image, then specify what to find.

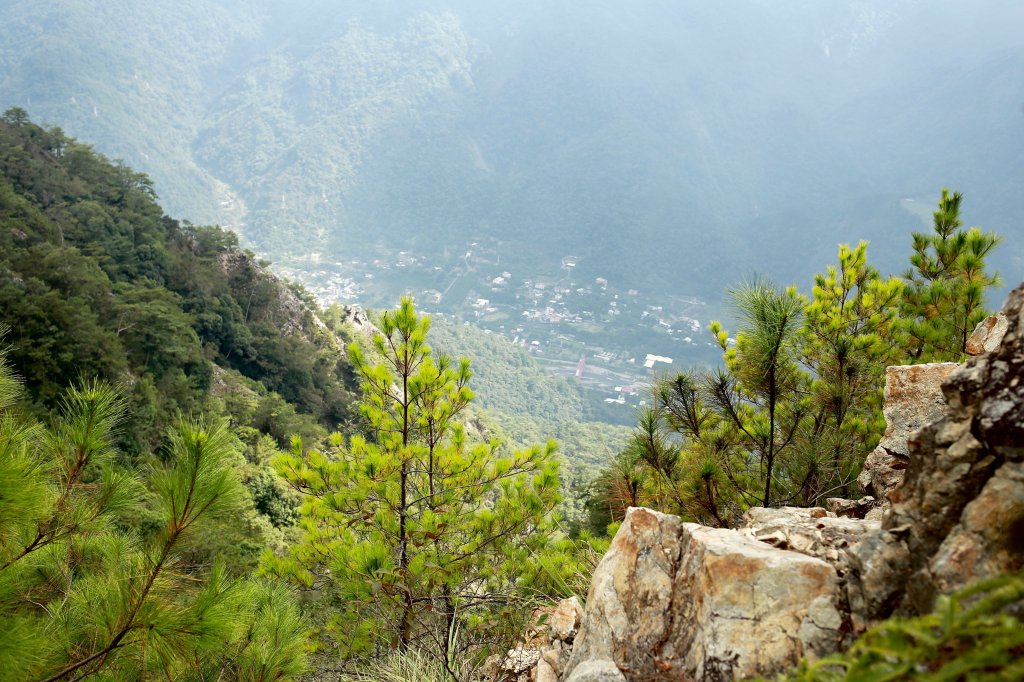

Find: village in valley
278;237;724;414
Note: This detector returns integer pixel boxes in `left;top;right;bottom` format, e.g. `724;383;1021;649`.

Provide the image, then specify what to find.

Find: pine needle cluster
902;189;1002;362
0;345;308;682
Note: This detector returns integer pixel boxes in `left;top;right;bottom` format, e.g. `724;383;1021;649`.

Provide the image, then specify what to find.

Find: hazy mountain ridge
1;0;1020;304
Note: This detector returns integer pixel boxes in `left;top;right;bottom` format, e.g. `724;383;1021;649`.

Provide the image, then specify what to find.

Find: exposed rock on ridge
856;362;958;508
214;247;375;345
563;507;846;681
558;282;1024;681
849;284;1024;619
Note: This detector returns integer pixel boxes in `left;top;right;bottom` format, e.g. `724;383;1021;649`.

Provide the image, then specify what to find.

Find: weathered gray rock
551;597;584;642
501;647;541;675
928;460;1024;596
565;507;681;677
856;447;906;501
564;660;627;682
825;496;877;519
857;362;958;500
536;657;559;682
741;506;879;568
877;362;961;458
565;507;844;681
849;282;1024;619
966;312;1008;356
540;642;569;678
336;304;377;338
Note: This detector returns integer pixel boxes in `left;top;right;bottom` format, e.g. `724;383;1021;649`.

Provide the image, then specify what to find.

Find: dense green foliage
429;319;588;425
266;299;577;673
902;188;1002;362
780;573;1024;682
428;318;632;524
590;197;1000;529
0;352;308;681
0;111;371;579
0;118;600;679
0;110;357;456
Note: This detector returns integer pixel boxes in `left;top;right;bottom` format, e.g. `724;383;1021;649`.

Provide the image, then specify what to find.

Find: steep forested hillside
0;109;357;440
0;117;597;678
0;111;364;568
1;0;1020;305
0;111;620;535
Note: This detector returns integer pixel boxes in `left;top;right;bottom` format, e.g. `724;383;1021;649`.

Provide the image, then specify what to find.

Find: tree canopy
266;298;568;671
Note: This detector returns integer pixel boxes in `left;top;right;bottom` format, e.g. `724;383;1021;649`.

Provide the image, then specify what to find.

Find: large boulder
564;507;844;681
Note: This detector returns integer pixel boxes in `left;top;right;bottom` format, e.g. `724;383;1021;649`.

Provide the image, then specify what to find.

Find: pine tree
902;189;1001;361
621;373;733;526
800;241;903;501
0;344;308;682
615;282;812;525
708;280;809;508
266;297;562;669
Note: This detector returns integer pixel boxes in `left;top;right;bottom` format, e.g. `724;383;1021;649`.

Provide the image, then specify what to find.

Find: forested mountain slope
1;0;1020;304
0;110;358;457
0;114;616;534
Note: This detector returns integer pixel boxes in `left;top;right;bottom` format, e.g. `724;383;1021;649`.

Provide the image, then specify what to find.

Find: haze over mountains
2;0;1021;304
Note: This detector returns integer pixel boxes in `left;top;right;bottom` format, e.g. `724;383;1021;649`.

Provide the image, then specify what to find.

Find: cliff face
551;283;1024;682
850;292;1024;620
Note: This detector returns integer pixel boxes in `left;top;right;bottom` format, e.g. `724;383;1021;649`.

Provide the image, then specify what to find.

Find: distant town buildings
643;354;673;369
282;237;712;410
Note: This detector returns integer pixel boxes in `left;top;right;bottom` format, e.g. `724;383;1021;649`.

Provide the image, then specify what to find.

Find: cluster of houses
284;243;717;410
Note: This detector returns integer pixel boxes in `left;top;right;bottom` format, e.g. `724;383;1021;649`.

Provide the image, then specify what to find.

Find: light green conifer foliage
799;241;903;501
615;281;811;526
615;373;734;526
708;280;809;509
0;347;308;682
902;189;1002;362
266;297;563;671
615;254;904;525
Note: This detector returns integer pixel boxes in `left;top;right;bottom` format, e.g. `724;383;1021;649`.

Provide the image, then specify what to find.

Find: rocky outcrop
555;283;1024;681
856;362;958;505
849;284;1024;619
965;312;1008;356
741;506;879;570
563;508;846;681
335;304;377;338
824;496;877;519
216;249;326;339
493;597;583;682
